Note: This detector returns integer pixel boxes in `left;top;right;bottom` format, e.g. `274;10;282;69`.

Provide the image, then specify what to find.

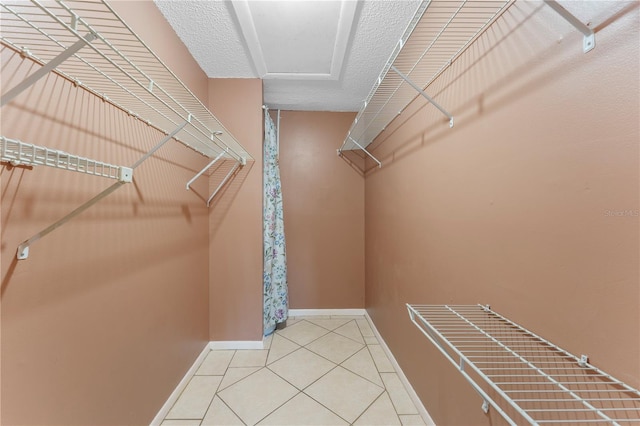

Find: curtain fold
263;110;288;336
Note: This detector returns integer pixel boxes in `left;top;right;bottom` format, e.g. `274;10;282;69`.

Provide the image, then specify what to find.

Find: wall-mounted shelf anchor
544;0;595;53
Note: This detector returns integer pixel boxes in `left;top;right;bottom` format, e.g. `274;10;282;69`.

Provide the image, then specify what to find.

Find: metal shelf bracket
391;66;454;128
340;136;382;168
186;150;225;191
544;0;595;53
12;121;188;260
1;31;97;107
207;161;241;207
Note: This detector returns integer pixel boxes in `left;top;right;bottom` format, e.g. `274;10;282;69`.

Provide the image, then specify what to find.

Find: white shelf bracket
391;66;454;128
12;120;189;260
207;161;241;207
130;121;188;169
343;136;382;168
16;181;126;260
544;0;595;53
186;150;226;190
1;32;97;107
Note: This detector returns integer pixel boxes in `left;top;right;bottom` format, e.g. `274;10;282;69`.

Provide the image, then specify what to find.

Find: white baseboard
209;340;265;350
150;344;210;426
289;308;366;316
364;311;436;426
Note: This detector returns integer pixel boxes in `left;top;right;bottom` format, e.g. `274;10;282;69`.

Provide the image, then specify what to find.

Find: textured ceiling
154;1;421;112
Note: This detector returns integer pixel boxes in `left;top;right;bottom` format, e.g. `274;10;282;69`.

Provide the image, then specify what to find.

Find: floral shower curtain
263;110;288;336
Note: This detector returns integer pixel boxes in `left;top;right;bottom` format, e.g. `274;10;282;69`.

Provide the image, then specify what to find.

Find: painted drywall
208;79;264;341
363;2;639;425
278;111;365;309
1;1;213;424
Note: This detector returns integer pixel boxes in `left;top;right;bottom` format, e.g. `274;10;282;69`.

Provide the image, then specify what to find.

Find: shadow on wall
337;149;366;177
362;1;639;173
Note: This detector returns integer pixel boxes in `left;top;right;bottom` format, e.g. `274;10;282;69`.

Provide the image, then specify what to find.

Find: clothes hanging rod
338;136;382;168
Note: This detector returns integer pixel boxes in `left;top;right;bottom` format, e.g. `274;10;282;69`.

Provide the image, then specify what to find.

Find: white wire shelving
0;0;251;164
339;0;596;167
407;304;640;425
1;0;252;259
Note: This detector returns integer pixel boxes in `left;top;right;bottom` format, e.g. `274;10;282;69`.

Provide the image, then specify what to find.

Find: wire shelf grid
340;0;511;153
0;0;251;163
407;304;640;425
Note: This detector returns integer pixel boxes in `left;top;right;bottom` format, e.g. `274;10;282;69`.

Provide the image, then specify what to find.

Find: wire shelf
407;304;640;425
340;0;511;153
1;136;131;182
0;0;251;163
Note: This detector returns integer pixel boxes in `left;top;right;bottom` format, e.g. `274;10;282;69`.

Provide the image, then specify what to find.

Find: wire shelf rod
207;161;240;207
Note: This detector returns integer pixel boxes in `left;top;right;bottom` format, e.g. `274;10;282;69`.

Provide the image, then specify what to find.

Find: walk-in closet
1;0;638;425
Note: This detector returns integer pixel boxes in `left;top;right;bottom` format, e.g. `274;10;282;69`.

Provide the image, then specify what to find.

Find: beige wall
208;79;264;341
364;2;639;425
1;1;212;424
278;111;364;309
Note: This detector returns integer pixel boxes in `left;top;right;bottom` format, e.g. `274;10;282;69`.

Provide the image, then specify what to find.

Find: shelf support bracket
341;136;382;168
207;161;241;207
186;150;226;190
544;0;595;53
391;66;454;128
15;121;188;260
131;121;188;169
17;181;125;260
1;32;97;107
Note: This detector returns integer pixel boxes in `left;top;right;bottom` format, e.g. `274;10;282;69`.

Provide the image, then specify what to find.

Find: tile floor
161;316;426;426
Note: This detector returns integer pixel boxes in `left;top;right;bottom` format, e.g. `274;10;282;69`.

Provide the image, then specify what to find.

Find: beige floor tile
218;368;298;425
368;345;395;373
305;366;383;423
354;392;401;425
364;336;379;345
161;420;201;426
400;414;427;425
342;347;383;386
258;392;348;425
196;350;235;375
229;350;268;367
307;318;350;331
295;315;332;320
333;321;365;343
305;332;364;364
268;348;335;389
166;375;222;419
356;319;375;337
201;396;244;425
219;367;261;390
266;333;300;364
381;373;419;415
276;320;330;346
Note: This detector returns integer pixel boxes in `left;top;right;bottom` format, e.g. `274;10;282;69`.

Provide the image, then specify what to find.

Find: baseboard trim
364;311;436;426
209;340;265;350
150;343;210;426
289;308;366;316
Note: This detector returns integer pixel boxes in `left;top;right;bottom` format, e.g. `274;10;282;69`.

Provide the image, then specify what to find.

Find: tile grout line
364;312;436;426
